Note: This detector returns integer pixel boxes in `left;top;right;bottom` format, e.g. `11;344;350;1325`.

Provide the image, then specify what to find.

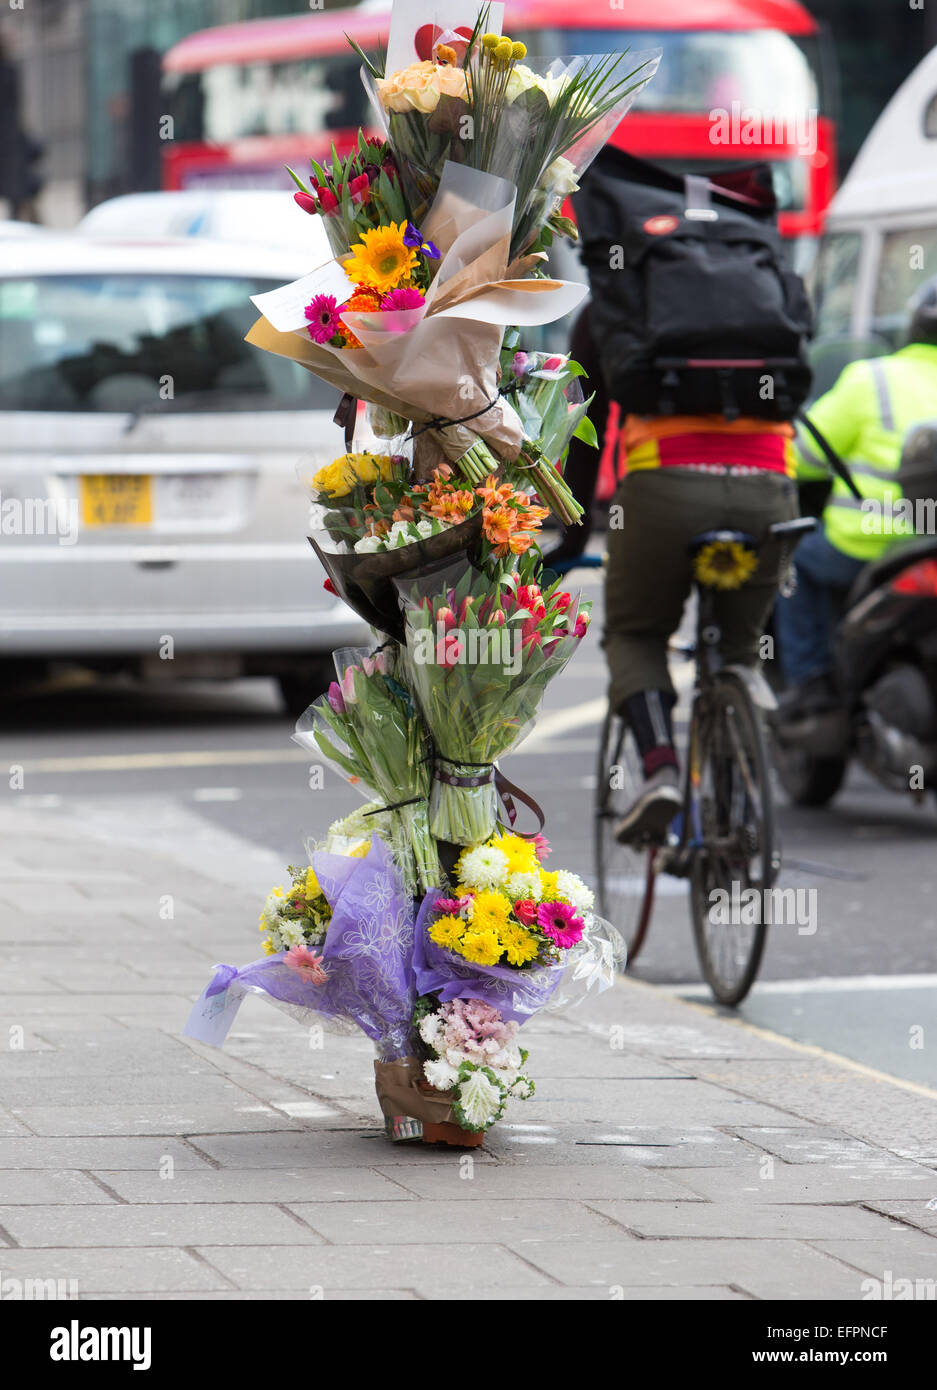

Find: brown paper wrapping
246;311;524;463
373;1057;456;1126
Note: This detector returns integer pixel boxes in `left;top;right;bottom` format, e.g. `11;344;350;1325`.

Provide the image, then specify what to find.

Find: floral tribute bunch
414;996;534;1133
185;0;650;1145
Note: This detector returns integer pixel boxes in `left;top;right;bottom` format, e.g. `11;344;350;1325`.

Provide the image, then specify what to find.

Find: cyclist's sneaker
615;766;682;845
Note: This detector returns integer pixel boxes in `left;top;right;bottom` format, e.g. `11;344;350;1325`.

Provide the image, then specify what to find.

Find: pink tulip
340;665;359;704
327;681;345;714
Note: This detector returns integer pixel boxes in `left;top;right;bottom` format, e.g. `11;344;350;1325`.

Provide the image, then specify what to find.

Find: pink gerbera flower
283;944;328;984
537;900;584;949
304;293;343;344
381;287;425;312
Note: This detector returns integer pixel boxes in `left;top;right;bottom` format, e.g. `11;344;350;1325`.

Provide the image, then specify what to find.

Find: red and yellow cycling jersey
621;415;796;477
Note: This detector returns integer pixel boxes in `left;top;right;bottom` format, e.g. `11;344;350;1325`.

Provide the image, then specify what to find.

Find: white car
79;190;318;260
0;234;369;710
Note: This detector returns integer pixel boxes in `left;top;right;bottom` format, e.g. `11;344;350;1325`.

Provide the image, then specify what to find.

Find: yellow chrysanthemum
458;927;503;966
489;831;539;875
693;540;759;591
500;928;540;966
305;868;320;898
344;222;418;295
429;915;465;951
470;890;513;934
539;869;561;900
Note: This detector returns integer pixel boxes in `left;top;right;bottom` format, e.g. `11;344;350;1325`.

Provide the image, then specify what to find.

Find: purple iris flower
403;222;440;259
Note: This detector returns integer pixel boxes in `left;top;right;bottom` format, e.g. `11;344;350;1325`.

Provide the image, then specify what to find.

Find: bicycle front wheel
689;673;776;1005
594;707;656;965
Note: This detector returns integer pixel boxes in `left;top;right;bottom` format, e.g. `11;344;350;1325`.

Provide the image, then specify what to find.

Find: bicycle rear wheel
594;707;656;964
689;673;775;1005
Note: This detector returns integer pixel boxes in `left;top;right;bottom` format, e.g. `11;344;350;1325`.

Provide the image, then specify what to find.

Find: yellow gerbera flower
429;915;465;951
344;222;418;295
470;890;512;934
693;540;759;591
458;927;503;966
500;928;540;966
489;831;539;875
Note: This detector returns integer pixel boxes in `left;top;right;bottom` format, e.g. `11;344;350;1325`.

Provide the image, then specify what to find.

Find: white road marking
519;697;607;749
671;973;937;997
192;786;243;802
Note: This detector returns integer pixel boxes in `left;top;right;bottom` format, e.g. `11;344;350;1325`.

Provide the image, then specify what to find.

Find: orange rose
378;60;468;114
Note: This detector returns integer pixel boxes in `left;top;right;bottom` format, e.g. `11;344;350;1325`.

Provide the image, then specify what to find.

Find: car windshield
0;273;338;413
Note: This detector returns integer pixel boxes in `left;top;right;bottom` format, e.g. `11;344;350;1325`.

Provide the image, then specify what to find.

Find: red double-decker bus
161;0;837;240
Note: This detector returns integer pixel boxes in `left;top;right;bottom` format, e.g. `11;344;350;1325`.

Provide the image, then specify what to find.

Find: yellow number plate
80;475;153;527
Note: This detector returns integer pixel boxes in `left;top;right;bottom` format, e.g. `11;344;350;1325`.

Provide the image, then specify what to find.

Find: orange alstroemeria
475;475;516;509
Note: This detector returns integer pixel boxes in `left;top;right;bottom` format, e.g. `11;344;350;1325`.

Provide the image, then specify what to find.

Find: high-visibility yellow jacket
794;343;937;561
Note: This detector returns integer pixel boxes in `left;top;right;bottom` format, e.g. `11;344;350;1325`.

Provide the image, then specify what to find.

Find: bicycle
594;515;817;1005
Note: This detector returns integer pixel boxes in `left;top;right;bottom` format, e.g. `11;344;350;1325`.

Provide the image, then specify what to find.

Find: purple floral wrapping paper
410;890;565;1022
184;837;417;1060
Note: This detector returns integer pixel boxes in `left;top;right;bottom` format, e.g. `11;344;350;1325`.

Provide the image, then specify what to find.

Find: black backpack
574;148;813;421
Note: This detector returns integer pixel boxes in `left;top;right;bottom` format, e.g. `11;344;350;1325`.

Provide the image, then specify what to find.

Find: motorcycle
771;423;937;808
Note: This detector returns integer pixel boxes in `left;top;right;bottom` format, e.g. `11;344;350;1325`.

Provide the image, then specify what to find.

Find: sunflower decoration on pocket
693;538;759;590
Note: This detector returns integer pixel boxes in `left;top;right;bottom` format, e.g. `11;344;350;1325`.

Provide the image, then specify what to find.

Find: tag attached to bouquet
385;0;504;79
251;260;357;334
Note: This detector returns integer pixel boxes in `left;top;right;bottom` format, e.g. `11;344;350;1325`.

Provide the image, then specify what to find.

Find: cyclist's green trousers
604;468;799;712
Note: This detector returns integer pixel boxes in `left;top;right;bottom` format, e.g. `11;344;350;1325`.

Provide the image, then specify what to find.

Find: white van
0;234;368;711
808;45;937;395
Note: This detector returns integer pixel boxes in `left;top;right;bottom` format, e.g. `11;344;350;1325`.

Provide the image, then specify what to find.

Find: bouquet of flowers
397;561;590;843
366;14;658;257
414;996;534;1135
292;644;441;896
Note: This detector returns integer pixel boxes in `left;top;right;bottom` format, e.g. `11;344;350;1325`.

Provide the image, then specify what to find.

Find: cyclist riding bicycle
573;150;811;846
605;373;799;844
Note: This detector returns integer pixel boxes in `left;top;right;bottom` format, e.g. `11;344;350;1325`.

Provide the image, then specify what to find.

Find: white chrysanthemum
423;1058;460;1091
506;870;542;902
456;1067;505;1129
277;918;305;948
556;870;594;912
418;1013;443;1050
458;845;509;892
260;891;285;930
267;928;283;953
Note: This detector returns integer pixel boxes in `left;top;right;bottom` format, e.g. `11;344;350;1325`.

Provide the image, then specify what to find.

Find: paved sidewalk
2;799;937;1301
